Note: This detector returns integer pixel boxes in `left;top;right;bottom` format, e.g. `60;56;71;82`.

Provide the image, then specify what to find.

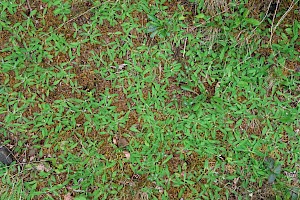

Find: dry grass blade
269;0;298;45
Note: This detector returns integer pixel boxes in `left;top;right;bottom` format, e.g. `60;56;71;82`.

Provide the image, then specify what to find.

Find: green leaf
268;173;276;184
162;155;173;165
74;196;87;200
292;20;299;42
245;18;260;26
148;15;158;22
219;46;227;61
181;85;194;93
179;15;186;20
129;125;139;133
265;157;275;169
134;66;143;73
192;103;201;111
195;13;205;19
273;165;282;174
150;30;158;38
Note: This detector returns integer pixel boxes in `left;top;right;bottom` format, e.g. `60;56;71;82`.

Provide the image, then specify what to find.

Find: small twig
238;0;273;44
26;0;39;28
26;0;33;13
158;63;162;81
183;37;187;58
41;0;113;38
270;0;280;44
269;0;297;45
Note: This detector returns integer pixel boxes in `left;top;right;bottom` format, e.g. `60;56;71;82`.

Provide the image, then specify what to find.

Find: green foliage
0;0;299;199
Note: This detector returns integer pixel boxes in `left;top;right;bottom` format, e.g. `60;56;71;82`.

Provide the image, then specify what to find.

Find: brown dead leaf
112;137;117;145
36;164;46;171
63;193;73;200
29;156;35;161
123;150;130;159
155;186;164;193
118;64;127;70
110;64;127;71
36;163;51;172
117;137;129;148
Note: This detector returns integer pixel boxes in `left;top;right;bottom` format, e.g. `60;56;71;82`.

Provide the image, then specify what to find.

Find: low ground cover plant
0;0;299;199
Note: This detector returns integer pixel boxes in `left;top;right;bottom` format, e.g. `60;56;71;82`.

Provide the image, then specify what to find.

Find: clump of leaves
264;157;282;184
146;14;170;38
